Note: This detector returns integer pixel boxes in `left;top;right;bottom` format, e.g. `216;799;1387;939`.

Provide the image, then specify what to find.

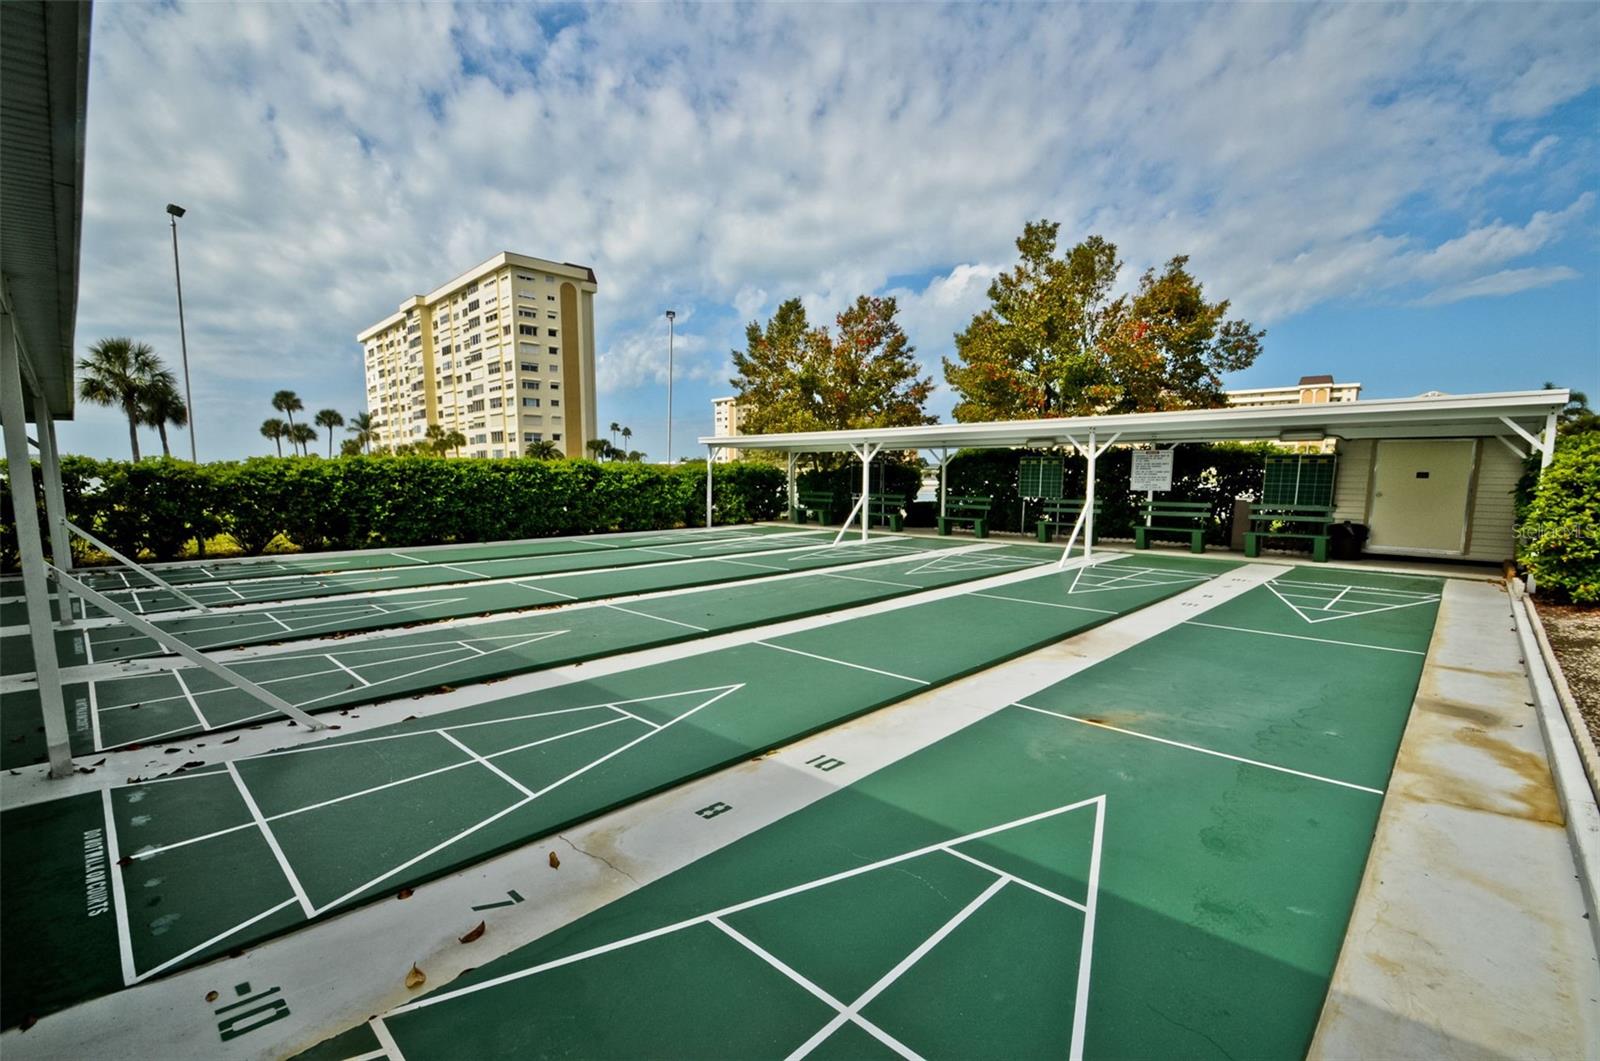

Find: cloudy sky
62;1;1599;462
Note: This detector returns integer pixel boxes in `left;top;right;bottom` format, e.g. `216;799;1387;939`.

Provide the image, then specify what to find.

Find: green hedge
1520;432;1600;604
1;456;786;568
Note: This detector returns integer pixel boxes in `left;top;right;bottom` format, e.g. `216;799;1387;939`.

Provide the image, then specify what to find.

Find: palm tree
621;425;632;450
526;439;560;460
272;390;304;435
609;421;621;447
347;411;378;454
286;422;317;456
586;438;609;461
77;337;162;460
139;369;189;458
314;409;345;457
261;417;288;457
423;424;467;457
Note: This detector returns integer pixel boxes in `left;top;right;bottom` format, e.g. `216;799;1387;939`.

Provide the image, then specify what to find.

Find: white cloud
1415;265;1582;306
59;1;1600;459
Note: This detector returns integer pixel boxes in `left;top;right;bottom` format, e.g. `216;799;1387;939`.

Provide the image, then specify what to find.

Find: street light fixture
166;203;197;462
665;309;676;465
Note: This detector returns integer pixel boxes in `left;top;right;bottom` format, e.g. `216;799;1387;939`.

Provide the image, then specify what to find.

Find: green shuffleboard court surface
0;543;1051;769
0;529;926;675
315;566;1439;1060
0;526;820;626
0;554;1237;1026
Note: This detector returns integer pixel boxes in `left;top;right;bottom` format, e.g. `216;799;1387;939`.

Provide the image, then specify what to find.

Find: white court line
439;730;538;798
1271;579;1441;597
755;641;929;686
708;919;919;1061
100;788;138;987
605;603;708;632
1068;795;1106;1061
608;704;662;730
1185;621;1426;655
128;898;300;985
370;1018;409;1061
509;581;577;599
225;762;317;917
788;877;1008;1060
1266;583;1439;625
1013;703;1385;795
328;655;374;685
88;680;103;753
435;564;488;579
172;670;209;730
821;571;922;590
386;796;1106;1018
942;846;1086;911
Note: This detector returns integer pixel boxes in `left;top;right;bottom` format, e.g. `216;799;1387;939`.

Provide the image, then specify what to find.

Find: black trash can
1328;521;1369;561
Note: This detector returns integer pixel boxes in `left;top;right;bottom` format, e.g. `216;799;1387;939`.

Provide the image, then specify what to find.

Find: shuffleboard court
0;527;822;625
0;525;804;600
0;553;1236;1026
323;567;1438;1059
0;532;966;676
1;544;1051;768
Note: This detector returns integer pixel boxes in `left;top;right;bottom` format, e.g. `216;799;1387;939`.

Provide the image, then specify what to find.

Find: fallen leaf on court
397;887;414;900
204;990;219;1003
163;748;181;754
222;736;240;744
92;758;106;766
405;963;426;989
459;921;486;944
19;1014;36;1032
548;851;560;869
116;855;133;867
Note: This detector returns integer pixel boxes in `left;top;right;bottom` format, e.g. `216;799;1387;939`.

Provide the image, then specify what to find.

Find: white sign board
1130;449;1174;492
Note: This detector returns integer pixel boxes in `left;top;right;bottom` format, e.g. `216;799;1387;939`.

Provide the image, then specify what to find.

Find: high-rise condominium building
710;395;746;463
357;252;599;459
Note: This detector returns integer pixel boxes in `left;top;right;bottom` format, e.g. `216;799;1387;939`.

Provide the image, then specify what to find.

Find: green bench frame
1244;504;1335;563
937;495;992;539
791;491;836;525
1134;500;1211;554
851;493;908;533
1036;499;1101;544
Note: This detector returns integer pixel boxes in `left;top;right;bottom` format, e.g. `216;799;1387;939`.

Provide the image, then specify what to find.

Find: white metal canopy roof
699;388;1569;455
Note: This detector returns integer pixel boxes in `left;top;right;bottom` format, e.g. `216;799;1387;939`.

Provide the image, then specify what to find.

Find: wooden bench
937;496;992;538
1244;504;1334;563
1035;499;1101;544
1134;500;1211;554
792;490;836;525
850;493;908;532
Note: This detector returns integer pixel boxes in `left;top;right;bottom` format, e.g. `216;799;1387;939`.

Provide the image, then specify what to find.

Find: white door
1368;440;1475;555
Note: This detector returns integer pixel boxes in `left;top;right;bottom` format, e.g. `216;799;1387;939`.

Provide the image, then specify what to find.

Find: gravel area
1538;602;1600;748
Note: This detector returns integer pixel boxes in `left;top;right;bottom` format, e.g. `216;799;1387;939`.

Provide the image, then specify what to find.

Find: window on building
519;361;537;372
522;397;540;408
522;380;540;391
523;432;542;442
519;324;535;336
519;308;537;318
546;329;557;337
550;399;561;407
491;431;504;444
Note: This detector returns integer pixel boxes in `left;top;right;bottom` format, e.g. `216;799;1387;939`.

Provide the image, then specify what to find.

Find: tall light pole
664;309;676;465
166;203;197;462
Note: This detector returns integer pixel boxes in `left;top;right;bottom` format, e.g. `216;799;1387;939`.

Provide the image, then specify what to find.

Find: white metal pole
32;393;75;625
786;452;797;517
1540;410;1557;471
939;447;948;518
1;317;74;777
665;310;676;465
1084;428;1098;560
860;443;873;541
705;444;714;527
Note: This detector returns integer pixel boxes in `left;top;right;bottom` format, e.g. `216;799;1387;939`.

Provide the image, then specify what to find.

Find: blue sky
62;2;1599;462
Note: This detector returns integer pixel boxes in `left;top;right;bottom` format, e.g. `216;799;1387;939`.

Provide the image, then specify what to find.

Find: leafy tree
943;221;1263;420
587;438;624;461
731;295;933;436
1544;381;1598;436
272;390;304;435
346;411;378;454
77;337;163;460
260;418;287;457
138;369;188;458
423;423;466;457
314;409;345;457
339;437;364;457
286;422;317;456
1522;431;1600;603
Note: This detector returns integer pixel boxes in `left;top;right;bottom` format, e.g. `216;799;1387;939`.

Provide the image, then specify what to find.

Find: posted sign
1130;449;1174;492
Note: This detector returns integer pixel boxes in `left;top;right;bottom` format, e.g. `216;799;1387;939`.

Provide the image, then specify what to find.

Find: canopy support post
1;313;73;777
938;448;949;519
65;519;212;613
32;393;76;625
705;445;716;528
1539;411;1557;471
786;453;797;518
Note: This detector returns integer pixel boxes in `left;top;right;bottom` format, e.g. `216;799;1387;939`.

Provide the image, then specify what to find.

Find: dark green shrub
1522;432;1600;604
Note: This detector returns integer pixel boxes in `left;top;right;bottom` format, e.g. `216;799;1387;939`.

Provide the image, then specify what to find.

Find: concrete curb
1511;581;1600;962
1526;596;1600;803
